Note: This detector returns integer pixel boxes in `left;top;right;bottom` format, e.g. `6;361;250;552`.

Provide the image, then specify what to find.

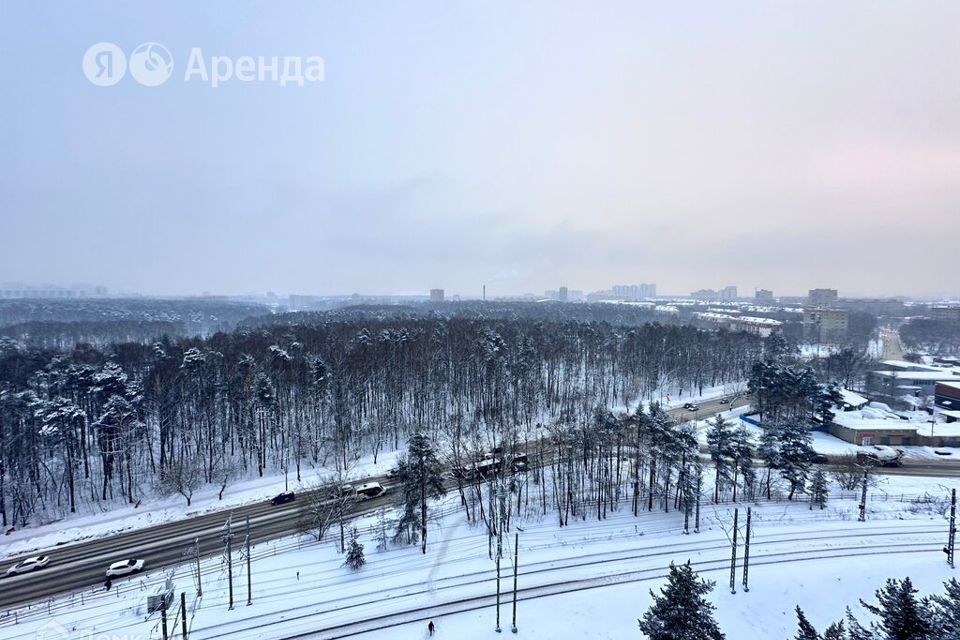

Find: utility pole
161;604;169;640
246;515;253;606
858;467;869;522
742;507;752;592
682;465;690;535
495;533;502;633
195;538;202;597
729;508;738;594
225;517;234;610
947;488;956;568
694;474;702;534
511;532;519;633
181;591;188;639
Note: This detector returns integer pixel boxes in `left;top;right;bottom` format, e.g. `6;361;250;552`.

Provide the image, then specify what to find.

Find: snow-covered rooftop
837;388;868;408
879;360;944;371
873;371;960;382
831;403;944;435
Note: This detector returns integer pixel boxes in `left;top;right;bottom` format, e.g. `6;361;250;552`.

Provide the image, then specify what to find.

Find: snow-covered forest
0;313;763;528
0;298;272;348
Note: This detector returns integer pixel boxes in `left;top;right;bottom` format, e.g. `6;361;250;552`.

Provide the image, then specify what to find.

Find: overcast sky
1;1;958;299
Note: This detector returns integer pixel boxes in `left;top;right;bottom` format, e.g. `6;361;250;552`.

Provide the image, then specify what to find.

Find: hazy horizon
2;1;958;299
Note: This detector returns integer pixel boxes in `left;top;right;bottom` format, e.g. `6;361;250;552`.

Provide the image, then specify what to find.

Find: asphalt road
0;478;395;610
880;327;905;361
0;393;953;610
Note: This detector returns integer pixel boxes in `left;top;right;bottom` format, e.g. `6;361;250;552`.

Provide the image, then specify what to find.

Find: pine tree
795;606;822;640
638;561;724;640
822;622;846;640
809;468;829;510
845;607;874;640
706;415;735;503
395;431;447;554
777;421;815;500
758;423;783;499
343;527;365;570
928;578;960;638
731;425;756;502
859;577;932;640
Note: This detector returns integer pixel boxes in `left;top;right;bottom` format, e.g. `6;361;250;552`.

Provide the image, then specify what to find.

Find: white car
106;559;145;577
5;555;51;576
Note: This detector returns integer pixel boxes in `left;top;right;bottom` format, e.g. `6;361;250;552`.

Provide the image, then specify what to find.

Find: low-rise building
693;312;782;337
931;305;960;322
826;403;957;446
869;370;960;400
936;381;960;411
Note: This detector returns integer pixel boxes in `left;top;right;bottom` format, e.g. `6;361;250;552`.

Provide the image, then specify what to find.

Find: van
355;482;386;500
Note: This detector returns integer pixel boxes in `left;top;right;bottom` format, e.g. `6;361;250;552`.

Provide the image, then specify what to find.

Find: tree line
0;316;762;528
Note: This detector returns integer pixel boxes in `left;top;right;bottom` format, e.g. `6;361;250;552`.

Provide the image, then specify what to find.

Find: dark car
510;453;530;472
683;403;700;412
270;491;296;505
811;453;829;464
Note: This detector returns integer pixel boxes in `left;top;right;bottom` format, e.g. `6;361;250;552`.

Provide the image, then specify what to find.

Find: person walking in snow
428;620;435;636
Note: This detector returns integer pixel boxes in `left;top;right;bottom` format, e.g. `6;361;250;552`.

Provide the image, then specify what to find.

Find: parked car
106;559;145;577
5;555;50;576
811;453;829;464
270;491;295;505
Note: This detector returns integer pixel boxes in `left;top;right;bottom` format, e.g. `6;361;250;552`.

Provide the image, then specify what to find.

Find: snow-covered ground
3;473;957;640
798;343;841;359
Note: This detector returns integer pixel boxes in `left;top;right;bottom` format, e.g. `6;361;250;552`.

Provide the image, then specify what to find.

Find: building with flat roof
718;286;738;301
936;382;960;411
693;311;782;337
803;308;848;344
808;288;838;306
825;401;960;447
755;289;774;303
612;283;656;300
869;370;960;400
931;306;960;322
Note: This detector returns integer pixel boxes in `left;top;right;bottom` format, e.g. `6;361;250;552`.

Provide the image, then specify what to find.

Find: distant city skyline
2;2;958;299
3;278;955;303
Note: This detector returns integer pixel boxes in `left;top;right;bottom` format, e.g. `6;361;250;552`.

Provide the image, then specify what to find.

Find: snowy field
3;473;958;640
